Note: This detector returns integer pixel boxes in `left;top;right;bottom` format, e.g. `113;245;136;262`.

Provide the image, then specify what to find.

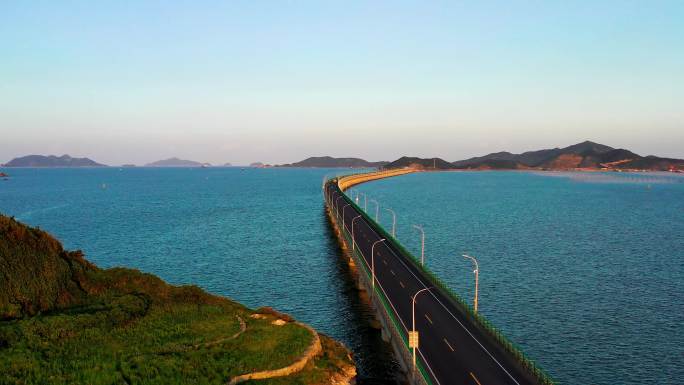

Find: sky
1;1;683;166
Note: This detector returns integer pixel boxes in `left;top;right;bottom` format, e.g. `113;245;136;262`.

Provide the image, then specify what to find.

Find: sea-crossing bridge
323;170;554;385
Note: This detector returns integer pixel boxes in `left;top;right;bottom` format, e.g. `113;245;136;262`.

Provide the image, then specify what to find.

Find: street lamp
328;190;337;208
411;287;433;371
463;254;479;313
335;196;344;219
371;239;386;291
351;215;362;251
342;204;351;231
412;225;425;266
327;188;334;205
384;208;396;237
359;192;367;212
370;199;380;221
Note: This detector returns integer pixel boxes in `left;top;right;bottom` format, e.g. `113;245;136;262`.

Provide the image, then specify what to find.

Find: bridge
323;170;554;385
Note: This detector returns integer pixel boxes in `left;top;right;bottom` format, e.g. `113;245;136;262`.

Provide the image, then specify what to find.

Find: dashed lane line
340;203;441;384
379;231;523;385
444;338;455;352
469;372;482;385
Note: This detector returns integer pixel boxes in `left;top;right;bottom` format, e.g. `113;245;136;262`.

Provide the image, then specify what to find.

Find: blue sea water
352;171;684;385
1;168;682;384
0;167;398;383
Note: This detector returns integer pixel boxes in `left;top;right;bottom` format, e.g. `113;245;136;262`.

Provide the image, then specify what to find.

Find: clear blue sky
2;1;683;165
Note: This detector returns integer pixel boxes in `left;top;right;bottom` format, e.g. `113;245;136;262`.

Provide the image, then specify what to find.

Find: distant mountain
451;141;684;171
3;154;106;167
382;156;455;170
452;141;613;169
250;162;265;167
279;156;388;168
144;157;208;167
223;162;232;167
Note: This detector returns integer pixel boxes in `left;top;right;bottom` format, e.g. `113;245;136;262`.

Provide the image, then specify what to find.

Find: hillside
381;156;455;170
3;154;106;167
0;215;355;384
144;157;208;167
450;141;684;171
279;156;388;168
378;142;683;171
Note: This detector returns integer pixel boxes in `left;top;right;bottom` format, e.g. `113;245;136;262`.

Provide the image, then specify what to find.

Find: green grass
0;214;354;385
0;300;314;384
250;334;354;385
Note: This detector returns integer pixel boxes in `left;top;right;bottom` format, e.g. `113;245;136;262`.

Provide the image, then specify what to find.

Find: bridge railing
326;181;434;384
339;215;435;385
329;177;556;385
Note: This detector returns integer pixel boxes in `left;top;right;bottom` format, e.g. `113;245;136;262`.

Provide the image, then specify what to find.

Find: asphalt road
326;183;540;385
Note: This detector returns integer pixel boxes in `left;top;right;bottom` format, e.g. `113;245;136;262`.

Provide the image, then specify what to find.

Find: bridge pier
325;204;428;385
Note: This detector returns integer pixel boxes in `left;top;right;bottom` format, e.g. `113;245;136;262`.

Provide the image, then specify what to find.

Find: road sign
409;331;419;348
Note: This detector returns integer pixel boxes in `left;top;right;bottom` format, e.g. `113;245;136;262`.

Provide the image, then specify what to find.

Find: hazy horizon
2;1;683;165
3;138;684;167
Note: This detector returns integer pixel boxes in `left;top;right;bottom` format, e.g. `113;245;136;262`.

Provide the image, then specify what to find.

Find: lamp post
371;239;386;291
384;208;396;237
359;192;367;212
351;215;362;251
335;196;344;219
463;254;479;313
329;190;337;209
342;204;351;231
412;225;425;265
370;199;380;221
328;188;335;205
411;287;433;371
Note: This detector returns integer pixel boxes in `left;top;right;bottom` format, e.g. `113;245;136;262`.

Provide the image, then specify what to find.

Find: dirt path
227;322;322;385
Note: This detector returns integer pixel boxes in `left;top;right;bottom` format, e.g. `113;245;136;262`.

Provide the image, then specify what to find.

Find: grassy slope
0;215;353;385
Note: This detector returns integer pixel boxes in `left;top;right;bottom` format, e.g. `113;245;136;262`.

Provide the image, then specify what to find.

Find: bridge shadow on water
321;209;403;385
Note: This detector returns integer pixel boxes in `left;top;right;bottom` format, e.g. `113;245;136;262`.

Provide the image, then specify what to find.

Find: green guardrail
327;180;556;385
338;222;435;385
325;185;432;384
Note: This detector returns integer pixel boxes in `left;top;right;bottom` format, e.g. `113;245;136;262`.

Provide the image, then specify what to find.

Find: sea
1;167;682;385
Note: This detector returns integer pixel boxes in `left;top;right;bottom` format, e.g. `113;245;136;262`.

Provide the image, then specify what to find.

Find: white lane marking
400;281;405;288
425;314;433;324
390;270;395;276
333;193;451;384
470;372;482;385
345;199;519;385
444;338;455;352
380;234;522;385
351;219;441;385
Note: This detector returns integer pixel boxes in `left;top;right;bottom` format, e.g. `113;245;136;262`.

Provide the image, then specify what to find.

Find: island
0;214;356;384
249;162;271;168
3;154;106;167
278;156;388;168
382;156;453;170
144;157;210;167
383;141;684;172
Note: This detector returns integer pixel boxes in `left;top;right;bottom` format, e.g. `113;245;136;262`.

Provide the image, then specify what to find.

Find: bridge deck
326;181;542;385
